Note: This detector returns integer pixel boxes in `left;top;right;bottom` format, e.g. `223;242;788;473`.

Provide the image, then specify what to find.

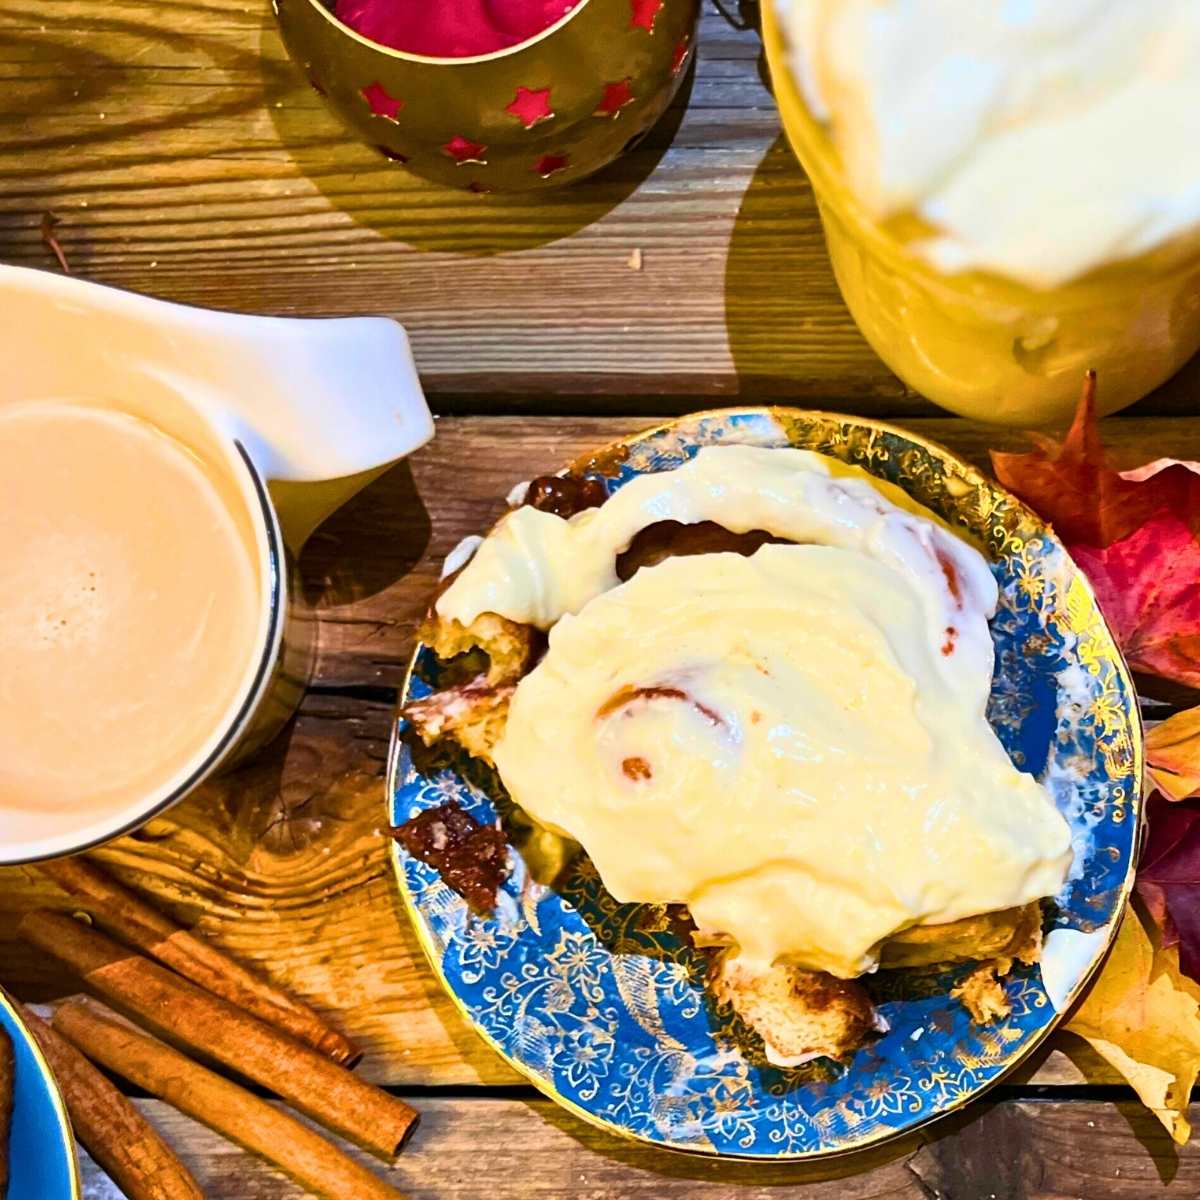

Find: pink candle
334;0;582;57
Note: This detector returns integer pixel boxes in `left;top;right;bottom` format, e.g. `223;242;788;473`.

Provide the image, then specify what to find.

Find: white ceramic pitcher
1;266;433;862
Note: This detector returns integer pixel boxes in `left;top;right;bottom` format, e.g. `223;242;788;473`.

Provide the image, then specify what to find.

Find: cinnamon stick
53;999;408;1200
0;1024;12;1199
19;910;418;1159
18;1004;203;1200
37;856;360;1066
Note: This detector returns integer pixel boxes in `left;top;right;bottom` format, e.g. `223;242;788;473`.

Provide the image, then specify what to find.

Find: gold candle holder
275;0;700;192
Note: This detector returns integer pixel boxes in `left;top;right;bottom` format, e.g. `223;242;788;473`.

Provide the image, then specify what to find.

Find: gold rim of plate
386;405;1145;1162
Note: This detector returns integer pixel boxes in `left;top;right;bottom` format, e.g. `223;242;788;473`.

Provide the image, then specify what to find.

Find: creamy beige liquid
0;402;262;837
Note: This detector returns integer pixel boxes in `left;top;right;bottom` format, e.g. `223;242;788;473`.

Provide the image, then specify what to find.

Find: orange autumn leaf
1148;706;1200;802
1067;902;1200;1144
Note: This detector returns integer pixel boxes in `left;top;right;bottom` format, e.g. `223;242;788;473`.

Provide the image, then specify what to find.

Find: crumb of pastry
709;951;881;1065
952;963;1013;1023
949;906;1043;1024
390;800;510;915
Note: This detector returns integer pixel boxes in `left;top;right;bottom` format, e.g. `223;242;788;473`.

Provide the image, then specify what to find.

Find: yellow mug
760;1;1200;426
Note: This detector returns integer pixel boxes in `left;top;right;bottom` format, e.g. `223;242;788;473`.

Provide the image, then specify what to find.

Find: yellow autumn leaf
1066;902;1200;1143
1147;705;1200;801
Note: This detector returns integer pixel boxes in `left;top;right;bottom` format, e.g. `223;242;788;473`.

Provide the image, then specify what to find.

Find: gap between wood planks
422;388;1200;419
97;1076;1165;1104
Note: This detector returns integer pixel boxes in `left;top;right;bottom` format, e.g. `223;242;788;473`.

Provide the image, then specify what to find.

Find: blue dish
389;408;1142;1159
0;992;79;1198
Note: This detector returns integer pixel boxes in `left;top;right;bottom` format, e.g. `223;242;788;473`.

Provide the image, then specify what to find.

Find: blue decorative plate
0;991;79;1198
388;408;1142;1159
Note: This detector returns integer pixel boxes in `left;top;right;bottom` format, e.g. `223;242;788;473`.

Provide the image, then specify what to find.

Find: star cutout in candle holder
671;34;691;75
629;0;662;32
594;79;634;118
361;82;404;122
505;86;554;129
533;153;569;178
444;135;488;165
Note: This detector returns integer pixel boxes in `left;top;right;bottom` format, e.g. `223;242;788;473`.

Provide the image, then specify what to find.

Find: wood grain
0;690;513;1087
2;1;1197;412
305;413;1200;687
77;1095;1200;1199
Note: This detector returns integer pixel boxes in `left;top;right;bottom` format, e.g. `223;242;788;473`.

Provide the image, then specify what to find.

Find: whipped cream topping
779;0;1200;288
440;446;1073;977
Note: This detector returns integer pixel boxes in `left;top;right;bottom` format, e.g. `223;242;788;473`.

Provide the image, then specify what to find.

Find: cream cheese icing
438;446;1073;977
437;444;995;683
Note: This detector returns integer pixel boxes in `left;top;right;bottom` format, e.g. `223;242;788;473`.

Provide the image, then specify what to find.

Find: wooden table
2;1;1199;1196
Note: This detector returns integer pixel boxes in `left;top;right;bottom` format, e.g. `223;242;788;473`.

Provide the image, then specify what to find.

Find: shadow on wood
1117;1100;1182;1187
257;12;695;257
530;1083;941;1188
298;459;432;610
723;135;912;408
1135;349;1200;417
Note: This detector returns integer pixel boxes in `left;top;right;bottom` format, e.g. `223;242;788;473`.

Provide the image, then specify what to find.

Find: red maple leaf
992;373;1200;688
1070;519;1200;688
992;372;1200;548
1137;792;1200;983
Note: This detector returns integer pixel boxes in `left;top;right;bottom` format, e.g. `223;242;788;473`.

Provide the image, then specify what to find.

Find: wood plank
2;0;1197;411
305;413;1200;687
76;1096;1200;1198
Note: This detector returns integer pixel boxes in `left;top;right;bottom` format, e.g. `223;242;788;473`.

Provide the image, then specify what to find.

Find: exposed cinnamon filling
937;549;963;606
622;756;653;781
525;473;607;519
617;520;784;581
597;684;724;728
